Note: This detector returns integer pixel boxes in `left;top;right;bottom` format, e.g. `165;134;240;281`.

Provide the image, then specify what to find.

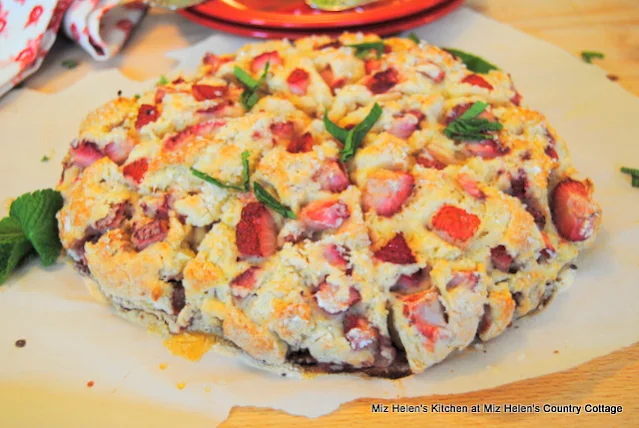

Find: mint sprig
235;62;270;110
253;182;296;219
444;101;503;141
0;189;63;284
444;48;499;74
620;166;639;188
191;150;251;191
324;103;383;162
581;51;604;64
408;33;420;44
346;42;386;59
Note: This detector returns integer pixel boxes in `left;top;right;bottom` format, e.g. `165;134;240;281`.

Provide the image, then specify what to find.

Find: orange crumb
87;381;94;388
553;350;560;354
204;386;212;393
159;363;168;370
177;382;186;390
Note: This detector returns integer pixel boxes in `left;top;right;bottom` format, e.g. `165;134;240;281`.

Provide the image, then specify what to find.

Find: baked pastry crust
57;34;601;377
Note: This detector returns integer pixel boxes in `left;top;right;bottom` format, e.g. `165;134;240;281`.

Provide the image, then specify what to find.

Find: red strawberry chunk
202;53;233;74
367;68;399;94
104;139;134;165
551;179;598;242
538;232;556;263
374;233;416;265
135;104;159;129
94;202;128;232
231;267;261;298
287;132;314;153
123;158;148;184
236;202;278;257
131;219;169;251
164;120;226;150
287;68;310;96
461;74;494;90
401;290;448;343
416;151;446;170
316;40;342;50
457;173;486;199
511;91;522;106
314;281;361;314
447;271;480;292
491;245;514;272
323;244;348;269
431;205;481;243
465;140;508;160
192;84;227;101
418;61;445;83
365;58;382;74
314;160;350;193
319;66;346;91
300;199;350;231
70;141;104;168
250;51;282;73
270;121;295;141
344;315;379;350
388;114;419;139
363;170;414;217
391;268;431;294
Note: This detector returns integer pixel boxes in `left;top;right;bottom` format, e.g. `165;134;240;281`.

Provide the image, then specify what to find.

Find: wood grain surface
26;1;639;426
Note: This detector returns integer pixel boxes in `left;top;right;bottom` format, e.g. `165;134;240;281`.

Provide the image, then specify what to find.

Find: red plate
179;0;463;39
190;0;451;29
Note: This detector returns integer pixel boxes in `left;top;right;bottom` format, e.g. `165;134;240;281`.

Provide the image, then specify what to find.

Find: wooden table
27;1;639;426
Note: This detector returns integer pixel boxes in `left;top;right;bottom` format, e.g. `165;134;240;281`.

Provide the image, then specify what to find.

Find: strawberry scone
56;34;601;378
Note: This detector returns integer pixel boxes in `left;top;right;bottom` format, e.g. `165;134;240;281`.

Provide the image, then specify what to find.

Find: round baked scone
56;34;601;378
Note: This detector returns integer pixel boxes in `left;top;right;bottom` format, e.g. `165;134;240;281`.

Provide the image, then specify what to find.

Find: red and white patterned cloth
0;0;147;97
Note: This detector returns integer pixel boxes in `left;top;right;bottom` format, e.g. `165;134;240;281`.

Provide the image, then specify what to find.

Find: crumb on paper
14;339;26;348
553;350;560;354
61;59;79;69
204;386;212;393
87;380;94;388
159;363;168;370
517;353;527;362
607;74;619;81
473;343;485;351
41;155;50;162
177;382;186;390
163;332;214;362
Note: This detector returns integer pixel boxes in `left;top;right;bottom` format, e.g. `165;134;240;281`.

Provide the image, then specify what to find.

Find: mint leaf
235;62;270;110
444;102;503;141
581;51;604;64
191;150;251;192
0;218;34;284
9;189;63;266
253;182;296;219
346;42;386;59
157;75;169;86
444;48;499;74
241;150;251;191
408;33;420;44
234;66;260;89
621;166;639;188
459;101;489;120
340;103;383;162
323;111;350;144
61;59;78;69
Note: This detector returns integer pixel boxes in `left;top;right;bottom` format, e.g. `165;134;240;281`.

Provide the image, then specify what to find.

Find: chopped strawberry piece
363;170;414;217
551;179;598;242
431;205;481;243
172;77;185;85
316;40;342;50
417;61;445;83
70;141;104;168
416;151;446;170
538;232;557;263
465;140;508;159
287;68;310;96
461;74;493;90
123;158;148;184
104;139;135;165
141;195;170;220
314;160;350;193
365;58;382;74
250;51;282;73
236;202;278;257
192;84;227;101
391;268;431;294
164;120;226;150
374;233;416;265
94;202;128;232
202;53;233;74
545;146;559;160
388;114;419;139
270;121;295;141
287;132;314;153
135;104;159;129
323;244;348;269
131;219;169;251
300;199;350;231
511;91;522;106
319;66;346;91
230;266;260;298
154;88;166;104
509;171;546;229
314;281;361;314
367;68;399;94
446;271;480;291
344;315;379;350
457;173;486;199
491;245;514;272
401;290;448;342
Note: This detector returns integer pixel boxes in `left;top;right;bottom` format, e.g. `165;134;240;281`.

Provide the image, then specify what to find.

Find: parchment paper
1;7;638;427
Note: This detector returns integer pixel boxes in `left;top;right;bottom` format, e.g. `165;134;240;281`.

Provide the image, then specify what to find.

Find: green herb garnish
324;104;383;162
133;94;141;100
41;156;50;162
253;182;296;219
443;48;498;74
191;150;251;192
235;62;270;110
581;51;604;64
157;75;169;86
621;167;639;188
0;189;63;285
346;42;386;59
444;101;503;141
61;59;78;69
408;33;420;44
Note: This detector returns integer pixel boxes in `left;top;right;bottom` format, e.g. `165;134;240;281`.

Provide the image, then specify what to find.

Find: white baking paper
1;7;638;427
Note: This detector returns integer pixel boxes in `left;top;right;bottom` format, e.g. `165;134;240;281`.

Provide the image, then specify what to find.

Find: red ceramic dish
190;0;451;29
179;0;463;39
